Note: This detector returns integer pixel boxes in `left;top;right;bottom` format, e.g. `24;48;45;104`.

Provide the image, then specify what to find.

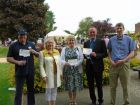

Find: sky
45;0;140;33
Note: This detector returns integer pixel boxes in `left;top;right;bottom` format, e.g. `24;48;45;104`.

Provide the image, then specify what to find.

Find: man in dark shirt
7;29;39;105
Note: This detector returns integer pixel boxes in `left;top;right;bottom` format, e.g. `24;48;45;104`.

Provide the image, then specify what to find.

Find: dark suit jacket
84;38;107;72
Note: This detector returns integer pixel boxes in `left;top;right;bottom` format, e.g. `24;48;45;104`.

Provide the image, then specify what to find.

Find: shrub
103;58;110;85
130;58;140;68
82;58;110;87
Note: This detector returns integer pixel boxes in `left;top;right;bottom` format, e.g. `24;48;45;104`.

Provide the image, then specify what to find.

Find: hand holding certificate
83;48;92;55
19;49;30;57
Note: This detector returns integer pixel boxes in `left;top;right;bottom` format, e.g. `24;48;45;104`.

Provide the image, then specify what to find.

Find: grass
0;63;14;105
0;47;8;58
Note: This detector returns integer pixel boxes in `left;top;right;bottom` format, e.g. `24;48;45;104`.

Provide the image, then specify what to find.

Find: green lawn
0;47;8;57
0;63;14;105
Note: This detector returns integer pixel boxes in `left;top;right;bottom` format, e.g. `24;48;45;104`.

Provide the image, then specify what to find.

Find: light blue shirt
107;34;135;61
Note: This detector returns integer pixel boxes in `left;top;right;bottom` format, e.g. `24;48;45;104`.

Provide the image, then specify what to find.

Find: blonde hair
66;35;75;42
44;37;56;48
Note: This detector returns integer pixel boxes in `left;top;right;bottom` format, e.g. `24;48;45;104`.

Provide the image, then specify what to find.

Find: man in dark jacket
83;26;107;105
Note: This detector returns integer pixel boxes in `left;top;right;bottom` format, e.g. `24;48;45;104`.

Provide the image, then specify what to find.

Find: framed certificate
68;59;78;66
83;48;92;55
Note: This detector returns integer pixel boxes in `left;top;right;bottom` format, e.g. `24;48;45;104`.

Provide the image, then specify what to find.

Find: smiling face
115;23;125;36
88;27;97;39
46;41;54;50
115;26;124;35
66;36;75;48
45;38;55;50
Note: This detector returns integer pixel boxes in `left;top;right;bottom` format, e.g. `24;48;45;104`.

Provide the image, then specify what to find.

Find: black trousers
86;64;103;104
14;74;35;105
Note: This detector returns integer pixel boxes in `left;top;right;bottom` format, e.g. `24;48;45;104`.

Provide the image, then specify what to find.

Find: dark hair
115;22;125;29
90;24;97;29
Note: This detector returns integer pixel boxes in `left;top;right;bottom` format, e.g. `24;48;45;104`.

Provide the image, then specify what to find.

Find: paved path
0;58;7;63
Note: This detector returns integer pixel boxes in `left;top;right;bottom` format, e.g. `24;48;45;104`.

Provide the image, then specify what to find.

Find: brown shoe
69;102;73;105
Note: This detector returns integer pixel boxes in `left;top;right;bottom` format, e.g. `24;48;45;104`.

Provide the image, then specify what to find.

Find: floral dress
63;47;83;91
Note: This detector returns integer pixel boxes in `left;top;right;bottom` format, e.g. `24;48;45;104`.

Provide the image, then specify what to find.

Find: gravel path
0;58;7;63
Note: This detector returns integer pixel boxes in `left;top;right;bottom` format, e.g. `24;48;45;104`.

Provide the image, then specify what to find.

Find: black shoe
92;102;96;105
99;102;104;105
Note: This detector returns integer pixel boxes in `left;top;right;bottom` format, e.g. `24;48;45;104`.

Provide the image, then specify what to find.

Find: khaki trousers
109;62;130;105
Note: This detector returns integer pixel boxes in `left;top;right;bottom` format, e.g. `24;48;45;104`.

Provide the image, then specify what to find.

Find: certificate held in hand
83;48;92;55
68;59;78;66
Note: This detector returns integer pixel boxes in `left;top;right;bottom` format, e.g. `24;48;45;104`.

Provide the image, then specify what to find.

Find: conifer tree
0;0;48;42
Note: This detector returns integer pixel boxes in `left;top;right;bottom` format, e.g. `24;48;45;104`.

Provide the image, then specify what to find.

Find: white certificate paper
19;49;30;57
68;59;78;66
83;48;92;55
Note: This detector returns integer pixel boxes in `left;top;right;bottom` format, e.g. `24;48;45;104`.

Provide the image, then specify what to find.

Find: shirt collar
90;37;96;42
117;34;123;40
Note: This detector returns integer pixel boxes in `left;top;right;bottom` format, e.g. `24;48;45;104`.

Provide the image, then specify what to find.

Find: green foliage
92;18;115;36
76;17;94;38
130;58;140;68
129;33;140;41
82;60;88;87
76;18;115;38
45;10;57;34
0;63;13;105
0;0;48;42
9;64;15;88
103;58;110;85
83;58;110;88
0;46;8;57
34;58;46;93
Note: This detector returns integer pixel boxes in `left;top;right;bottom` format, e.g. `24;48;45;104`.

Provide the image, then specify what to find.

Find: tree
76;17;94;38
45;5;57;34
0;0;48;42
92;18;115;36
